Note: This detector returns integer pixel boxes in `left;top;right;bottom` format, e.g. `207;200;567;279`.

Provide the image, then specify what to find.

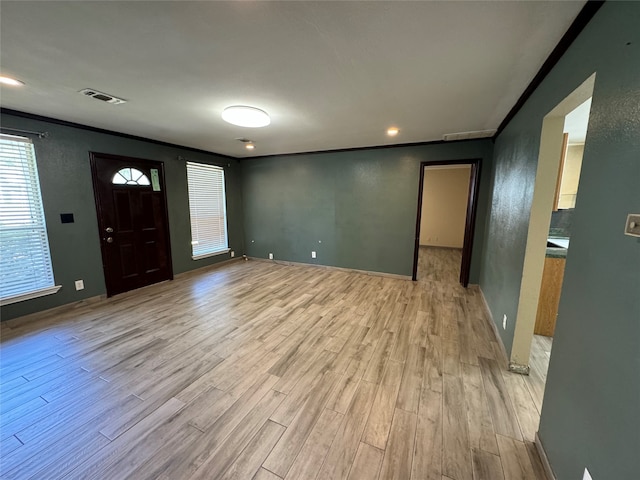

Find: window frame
0;134;60;306
185;161;230;260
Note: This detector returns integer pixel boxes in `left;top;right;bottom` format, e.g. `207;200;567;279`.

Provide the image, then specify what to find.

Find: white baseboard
476;286;510;368
175;256;243;278
535;432;557;480
248;256;412;281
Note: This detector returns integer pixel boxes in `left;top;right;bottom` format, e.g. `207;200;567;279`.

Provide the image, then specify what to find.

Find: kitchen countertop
546;237;569;258
545;247;567;258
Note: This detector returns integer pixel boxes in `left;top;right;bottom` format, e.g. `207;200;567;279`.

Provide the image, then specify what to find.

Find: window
186;162;229;259
112;167;150;186
0;134;60;305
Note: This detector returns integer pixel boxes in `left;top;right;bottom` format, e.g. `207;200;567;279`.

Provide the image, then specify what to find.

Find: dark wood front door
90;152;173;297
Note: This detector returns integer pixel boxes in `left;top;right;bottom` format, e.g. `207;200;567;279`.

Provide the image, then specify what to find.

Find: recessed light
245;144;255;150
222;106;270;128
387;127;399;136
0;76;25;87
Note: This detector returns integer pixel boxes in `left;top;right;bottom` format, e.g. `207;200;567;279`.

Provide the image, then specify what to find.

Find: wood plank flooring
1;248;548;479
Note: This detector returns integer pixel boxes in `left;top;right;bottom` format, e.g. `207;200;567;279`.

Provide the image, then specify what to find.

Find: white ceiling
0;1;586;158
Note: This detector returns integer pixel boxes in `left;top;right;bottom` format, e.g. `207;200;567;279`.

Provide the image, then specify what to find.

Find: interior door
90;152;173;296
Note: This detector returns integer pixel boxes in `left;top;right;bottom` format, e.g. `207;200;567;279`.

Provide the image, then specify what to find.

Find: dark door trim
412;158;481;287
90;152;174;296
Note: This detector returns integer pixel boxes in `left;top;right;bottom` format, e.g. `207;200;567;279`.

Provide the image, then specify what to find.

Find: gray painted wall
0;114;244;321
241;141;493;281
479;3;640;478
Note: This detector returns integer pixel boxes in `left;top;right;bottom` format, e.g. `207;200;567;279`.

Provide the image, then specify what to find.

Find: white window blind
186;162;229;260
0;134;59;305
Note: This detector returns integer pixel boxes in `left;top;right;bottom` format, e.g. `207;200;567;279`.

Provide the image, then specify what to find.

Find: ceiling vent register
78;88;127;105
442;129;496;141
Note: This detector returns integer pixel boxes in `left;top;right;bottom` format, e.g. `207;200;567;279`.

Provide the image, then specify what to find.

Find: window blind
186;162;229;259
0;134;58;305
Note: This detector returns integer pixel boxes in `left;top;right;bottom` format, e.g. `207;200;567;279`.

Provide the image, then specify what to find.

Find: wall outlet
311;251;316;259
268;253;273;260
583;468;593;480
230;250;235;257
502;314;507;330
75;280;84;291
624;213;640;237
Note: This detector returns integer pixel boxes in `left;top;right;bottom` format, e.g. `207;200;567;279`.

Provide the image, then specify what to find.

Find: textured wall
0;113;244;320
480;2;640;478
242;141;493;279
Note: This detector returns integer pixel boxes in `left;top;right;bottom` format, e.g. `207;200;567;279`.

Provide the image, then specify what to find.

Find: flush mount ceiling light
0;76;25;86
222;105;270;128
245;144;255;150
387;127;399;136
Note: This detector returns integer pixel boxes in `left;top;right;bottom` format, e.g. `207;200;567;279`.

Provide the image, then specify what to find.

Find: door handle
105;237;114;243
105;227;114;233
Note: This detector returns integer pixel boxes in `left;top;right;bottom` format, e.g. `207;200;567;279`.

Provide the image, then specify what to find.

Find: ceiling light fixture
222;106;270;128
245;144;255;150
0;76;25;87
387;127;399;136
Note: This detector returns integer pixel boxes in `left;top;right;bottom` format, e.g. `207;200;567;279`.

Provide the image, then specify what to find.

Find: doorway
90;152;173;297
509;74;595;383
412;159;481;287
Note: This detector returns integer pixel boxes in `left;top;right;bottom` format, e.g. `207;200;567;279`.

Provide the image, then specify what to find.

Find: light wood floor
416;246;462;284
1;249;548;480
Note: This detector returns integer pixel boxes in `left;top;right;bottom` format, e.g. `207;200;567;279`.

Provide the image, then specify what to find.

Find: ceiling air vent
79;88;127;105
442;129;496;141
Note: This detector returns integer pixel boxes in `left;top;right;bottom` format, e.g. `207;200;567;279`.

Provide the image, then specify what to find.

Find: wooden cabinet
534;257;566;337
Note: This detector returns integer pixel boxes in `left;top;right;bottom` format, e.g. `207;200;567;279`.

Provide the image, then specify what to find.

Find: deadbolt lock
105;227;114;233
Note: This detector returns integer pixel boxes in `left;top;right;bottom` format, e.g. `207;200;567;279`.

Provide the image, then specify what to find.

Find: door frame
510;73;595;371
89;151;174;297
412;158;481;287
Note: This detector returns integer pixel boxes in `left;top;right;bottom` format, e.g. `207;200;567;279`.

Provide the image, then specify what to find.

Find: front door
90;152;173;296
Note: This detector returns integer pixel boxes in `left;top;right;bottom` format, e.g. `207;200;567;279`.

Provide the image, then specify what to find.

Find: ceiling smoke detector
442;129;496;141
79;88;127;105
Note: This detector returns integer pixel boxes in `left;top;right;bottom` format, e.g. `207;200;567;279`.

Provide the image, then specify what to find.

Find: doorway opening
90;152;173;297
509;74;595;414
412;159;481;287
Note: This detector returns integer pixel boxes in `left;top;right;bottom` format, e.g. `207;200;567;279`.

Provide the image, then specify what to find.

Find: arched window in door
112;167;150;185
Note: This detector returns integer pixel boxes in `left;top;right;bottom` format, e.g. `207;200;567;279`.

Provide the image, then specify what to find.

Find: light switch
624;213;640;237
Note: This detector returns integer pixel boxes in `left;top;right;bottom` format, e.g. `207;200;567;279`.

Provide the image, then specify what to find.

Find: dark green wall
241;141;493;281
0;113;244;321
479;2;640;478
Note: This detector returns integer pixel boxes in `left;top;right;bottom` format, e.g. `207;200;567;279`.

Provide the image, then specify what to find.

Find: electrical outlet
502;314;507;330
583;468;593;480
624;213;640;237
230;251;235;258
311;251;316;259
268;253;273;260
75;280;84;291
